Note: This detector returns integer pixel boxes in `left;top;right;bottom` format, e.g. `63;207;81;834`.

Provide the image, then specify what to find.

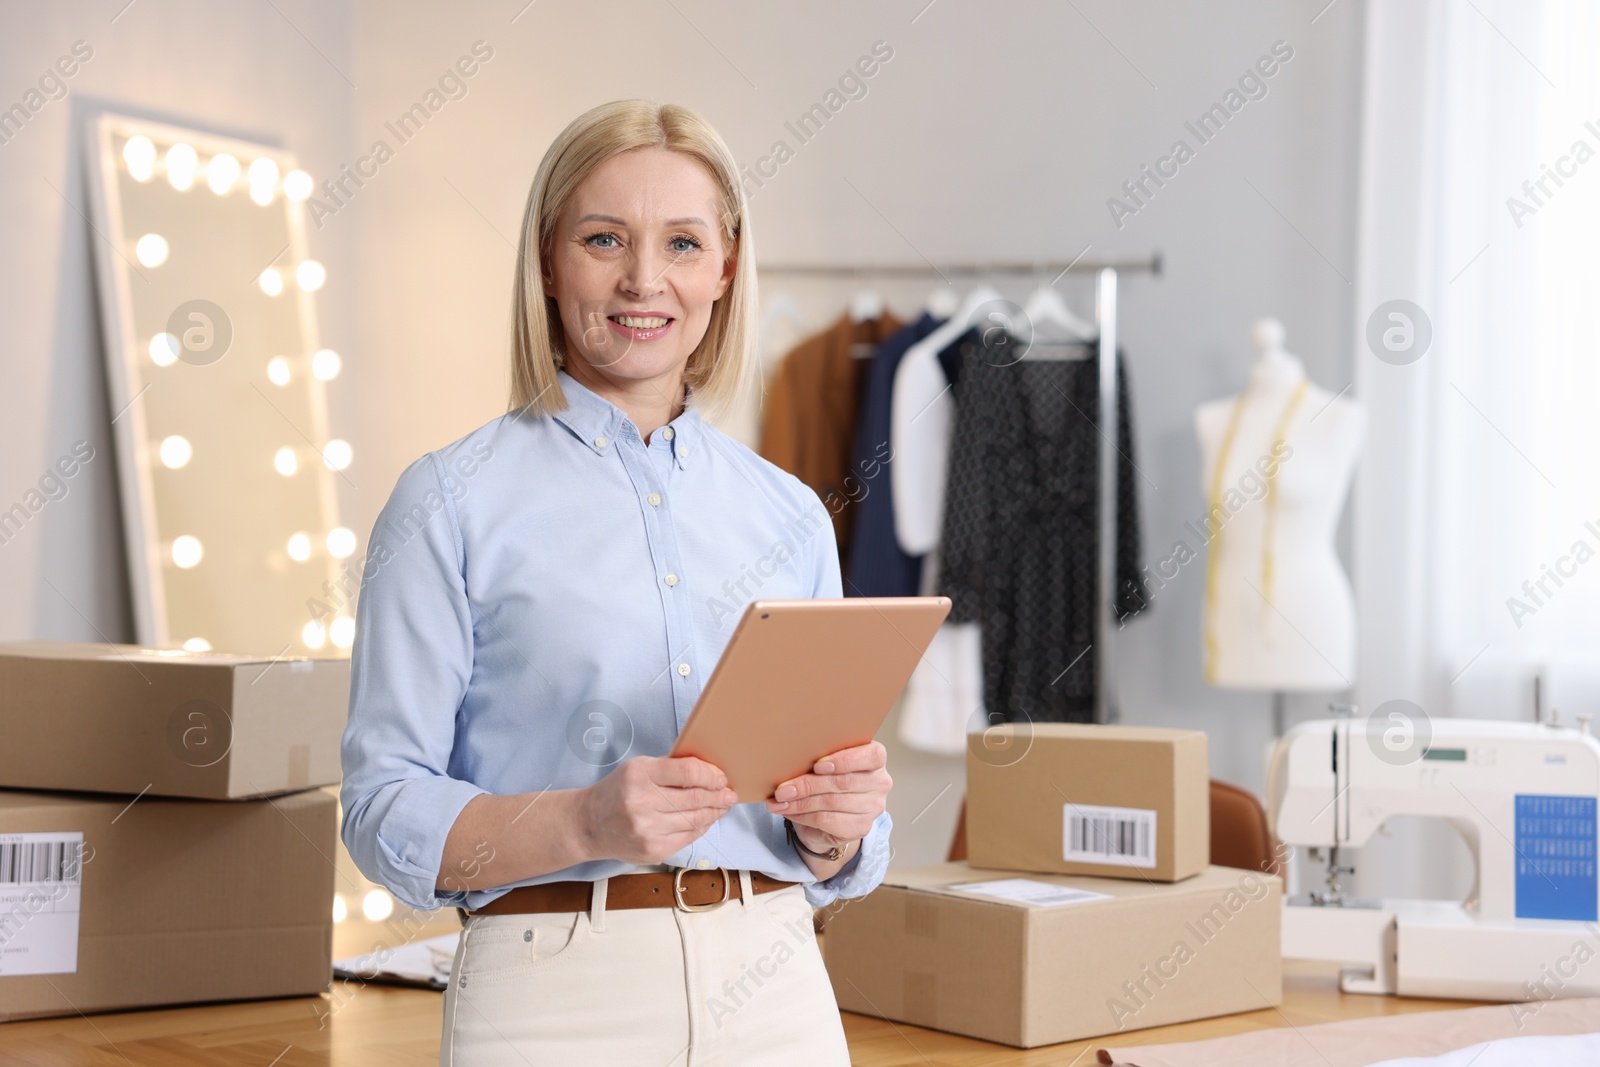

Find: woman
339;99;893;1065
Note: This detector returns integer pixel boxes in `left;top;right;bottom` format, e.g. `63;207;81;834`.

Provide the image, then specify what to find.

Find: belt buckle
673;866;731;913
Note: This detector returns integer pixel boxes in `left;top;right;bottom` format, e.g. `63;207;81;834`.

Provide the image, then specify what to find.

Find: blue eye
586;232;619;249
670;235;702;253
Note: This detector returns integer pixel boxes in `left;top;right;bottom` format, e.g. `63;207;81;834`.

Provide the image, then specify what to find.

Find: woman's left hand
764;740;891;851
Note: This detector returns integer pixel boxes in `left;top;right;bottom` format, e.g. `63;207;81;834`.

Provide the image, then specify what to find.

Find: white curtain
1356;0;1600;730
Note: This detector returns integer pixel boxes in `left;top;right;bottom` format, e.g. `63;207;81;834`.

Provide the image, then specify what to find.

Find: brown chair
948;797;969;863
1207;779;1283;880
948;779;1283;881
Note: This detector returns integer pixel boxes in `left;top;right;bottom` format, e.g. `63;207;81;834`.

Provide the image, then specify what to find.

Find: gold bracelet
785;818;854;861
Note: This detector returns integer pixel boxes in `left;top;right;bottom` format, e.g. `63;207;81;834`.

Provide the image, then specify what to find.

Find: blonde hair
508;100;757;424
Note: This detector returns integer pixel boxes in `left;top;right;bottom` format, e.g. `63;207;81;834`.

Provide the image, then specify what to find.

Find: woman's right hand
576;755;738;865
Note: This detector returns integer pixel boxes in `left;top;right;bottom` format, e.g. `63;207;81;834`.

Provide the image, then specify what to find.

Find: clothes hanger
849;289;885;324
757;293;813;381
948;284;1004;338
924;285;960;320
848;289;886;358
887;281;1006;367
1019;281;1095;361
760;292;810;338
898;282;1006;363
759;292;812;360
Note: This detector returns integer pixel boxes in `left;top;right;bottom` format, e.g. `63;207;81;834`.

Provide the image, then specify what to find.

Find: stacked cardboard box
0;642;348;1021
824;723;1283;1048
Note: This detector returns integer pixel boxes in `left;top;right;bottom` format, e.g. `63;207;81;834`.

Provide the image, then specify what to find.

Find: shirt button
677;446;687;458
648;493;662;507
677;663;691;677
594;436;607;449
695;858;711;869
664;574;679;587
662;427;676;441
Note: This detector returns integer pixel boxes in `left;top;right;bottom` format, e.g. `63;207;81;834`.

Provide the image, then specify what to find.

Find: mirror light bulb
296;260;326;291
159;435;192;469
149;333;179;367
135;234;169;267
182;637;211;652
248;158;279;205
259;268;283;296
311;349;341;380
330;616;355;649
166;143;197;191
287;532;312;562
248;156;280;188
332;894;348;923
171;535;203;569
274;446;298;476
302;619;326;649
361;889;394;922
326;526;357;559
283;169;313;201
124;136;155;181
206;153;240;194
266;356;291;385
323;439;353;471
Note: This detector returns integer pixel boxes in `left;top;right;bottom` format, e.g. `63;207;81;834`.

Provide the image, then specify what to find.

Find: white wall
0;1;1366;868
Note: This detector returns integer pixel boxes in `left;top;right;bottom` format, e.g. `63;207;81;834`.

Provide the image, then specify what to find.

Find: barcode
0;837;84;885
1063;804;1157;868
1070;815;1148;857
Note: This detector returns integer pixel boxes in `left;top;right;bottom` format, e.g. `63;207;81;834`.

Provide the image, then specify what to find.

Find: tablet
670;596;951;803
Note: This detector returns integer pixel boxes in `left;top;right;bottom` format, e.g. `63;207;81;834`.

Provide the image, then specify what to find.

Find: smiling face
542;146;736;398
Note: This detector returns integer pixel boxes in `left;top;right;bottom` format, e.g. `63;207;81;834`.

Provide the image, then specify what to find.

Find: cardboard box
824;862;1281;1048
0;641;348;799
0;786;336;1021
966;723;1209;881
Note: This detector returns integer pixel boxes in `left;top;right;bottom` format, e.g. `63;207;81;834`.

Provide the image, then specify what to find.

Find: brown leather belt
467;868;796;916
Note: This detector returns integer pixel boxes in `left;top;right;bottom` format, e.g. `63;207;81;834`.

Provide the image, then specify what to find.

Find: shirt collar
552;366;701;469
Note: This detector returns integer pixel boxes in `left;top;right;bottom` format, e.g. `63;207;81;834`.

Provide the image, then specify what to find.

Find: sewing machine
1268;714;1600;1000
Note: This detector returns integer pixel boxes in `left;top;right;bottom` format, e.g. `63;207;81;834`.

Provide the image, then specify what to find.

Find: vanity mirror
84;113;355;658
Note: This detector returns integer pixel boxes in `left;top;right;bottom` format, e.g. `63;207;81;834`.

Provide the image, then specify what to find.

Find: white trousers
439;872;851;1066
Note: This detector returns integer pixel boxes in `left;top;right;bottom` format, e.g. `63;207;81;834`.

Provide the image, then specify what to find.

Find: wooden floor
0;915;1490;1066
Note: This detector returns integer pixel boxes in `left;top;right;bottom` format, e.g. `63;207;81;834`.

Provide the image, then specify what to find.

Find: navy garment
842;313;944;597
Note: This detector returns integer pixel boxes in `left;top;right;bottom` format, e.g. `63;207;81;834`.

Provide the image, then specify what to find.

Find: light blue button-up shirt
339;366;893;913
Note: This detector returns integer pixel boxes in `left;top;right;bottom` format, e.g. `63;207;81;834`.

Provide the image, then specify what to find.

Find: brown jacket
758;311;903;571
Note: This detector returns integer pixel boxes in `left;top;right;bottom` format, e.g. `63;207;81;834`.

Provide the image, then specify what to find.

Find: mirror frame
83;112;345;655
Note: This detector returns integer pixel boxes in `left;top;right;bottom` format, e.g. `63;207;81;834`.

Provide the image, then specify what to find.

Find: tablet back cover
671;597;950;802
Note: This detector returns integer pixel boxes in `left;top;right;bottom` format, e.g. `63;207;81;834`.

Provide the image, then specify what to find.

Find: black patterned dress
934;328;1148;723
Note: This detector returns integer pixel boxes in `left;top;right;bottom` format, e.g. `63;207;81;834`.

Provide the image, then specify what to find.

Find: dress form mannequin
1194;319;1363;694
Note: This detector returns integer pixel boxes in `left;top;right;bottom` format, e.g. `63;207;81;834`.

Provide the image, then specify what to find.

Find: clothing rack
757;253;1162;724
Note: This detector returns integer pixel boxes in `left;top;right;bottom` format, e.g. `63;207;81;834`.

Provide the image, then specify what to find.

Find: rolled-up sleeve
798;484;894;908
339;452;487;912
804;810;893;908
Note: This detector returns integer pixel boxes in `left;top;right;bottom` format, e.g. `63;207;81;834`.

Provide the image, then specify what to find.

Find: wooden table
0;915;1491;1066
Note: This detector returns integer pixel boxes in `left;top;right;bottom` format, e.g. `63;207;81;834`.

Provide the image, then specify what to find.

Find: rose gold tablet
669;596;952;803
